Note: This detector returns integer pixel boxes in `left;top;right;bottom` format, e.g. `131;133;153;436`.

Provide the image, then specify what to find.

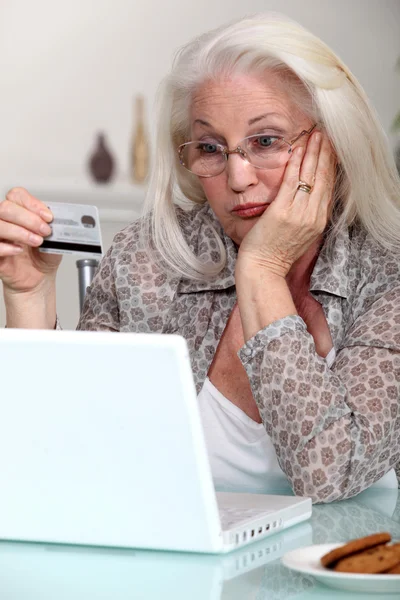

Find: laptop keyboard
218;506;272;530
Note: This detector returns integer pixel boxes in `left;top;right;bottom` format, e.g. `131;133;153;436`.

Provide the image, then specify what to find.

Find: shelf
0;178;147;223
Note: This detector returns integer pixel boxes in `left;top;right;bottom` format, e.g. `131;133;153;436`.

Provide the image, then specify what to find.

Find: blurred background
0;0;399;328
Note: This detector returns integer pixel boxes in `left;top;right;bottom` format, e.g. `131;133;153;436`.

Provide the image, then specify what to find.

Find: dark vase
88;132;115;183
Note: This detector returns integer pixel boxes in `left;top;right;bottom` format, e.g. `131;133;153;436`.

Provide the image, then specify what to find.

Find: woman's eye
256;136;278;147
197;143;218;154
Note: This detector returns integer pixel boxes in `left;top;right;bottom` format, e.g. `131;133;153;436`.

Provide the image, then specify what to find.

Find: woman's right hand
0;187;62;294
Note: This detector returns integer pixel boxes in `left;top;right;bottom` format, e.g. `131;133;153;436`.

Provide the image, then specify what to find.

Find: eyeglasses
178;123;317;178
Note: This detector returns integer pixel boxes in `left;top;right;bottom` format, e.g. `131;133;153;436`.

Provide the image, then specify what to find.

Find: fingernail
39;223;52;236
315;132;322;143
295;147;304;156
29;233;43;245
40;210;53;222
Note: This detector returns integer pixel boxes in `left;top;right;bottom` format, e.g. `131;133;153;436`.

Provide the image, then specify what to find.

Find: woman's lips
232;203;270;218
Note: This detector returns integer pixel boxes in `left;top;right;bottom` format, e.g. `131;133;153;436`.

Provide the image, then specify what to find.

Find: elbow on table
290;466;367;505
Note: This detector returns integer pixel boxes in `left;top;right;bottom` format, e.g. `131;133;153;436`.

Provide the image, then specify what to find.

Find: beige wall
1;0;399;183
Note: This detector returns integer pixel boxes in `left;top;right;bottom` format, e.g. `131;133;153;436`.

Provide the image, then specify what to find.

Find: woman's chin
227;218;261;247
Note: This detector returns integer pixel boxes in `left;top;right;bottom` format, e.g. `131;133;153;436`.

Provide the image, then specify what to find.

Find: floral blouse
77;203;400;503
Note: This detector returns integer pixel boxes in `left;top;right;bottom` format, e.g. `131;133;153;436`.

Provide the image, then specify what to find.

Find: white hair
142;13;400;281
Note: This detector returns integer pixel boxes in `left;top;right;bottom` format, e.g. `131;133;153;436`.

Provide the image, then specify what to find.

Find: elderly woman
1;14;400;503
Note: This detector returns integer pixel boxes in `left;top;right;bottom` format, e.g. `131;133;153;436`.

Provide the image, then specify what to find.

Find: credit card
39;202;103;259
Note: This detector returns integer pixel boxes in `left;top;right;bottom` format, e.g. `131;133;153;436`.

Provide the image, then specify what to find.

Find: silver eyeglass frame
177;123;318;177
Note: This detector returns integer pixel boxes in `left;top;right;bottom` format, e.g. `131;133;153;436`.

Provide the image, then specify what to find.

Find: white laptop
0;328;311;554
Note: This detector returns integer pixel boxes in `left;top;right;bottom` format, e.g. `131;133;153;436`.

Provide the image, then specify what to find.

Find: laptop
0;328;311;553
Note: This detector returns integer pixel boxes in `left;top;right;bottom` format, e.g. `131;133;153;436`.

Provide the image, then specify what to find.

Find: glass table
0;487;399;599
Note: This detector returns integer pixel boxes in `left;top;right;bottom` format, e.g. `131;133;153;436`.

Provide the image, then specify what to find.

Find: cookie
334;544;400;574
321;532;392;568
385;543;400;574
386;562;400;575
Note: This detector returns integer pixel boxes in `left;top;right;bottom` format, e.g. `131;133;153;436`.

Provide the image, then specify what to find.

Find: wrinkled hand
237;130;336;278
0;187;62;294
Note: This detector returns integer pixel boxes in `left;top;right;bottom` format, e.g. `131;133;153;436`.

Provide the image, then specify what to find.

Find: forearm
4;278;57;329
238;320;400;503
236;261;298;341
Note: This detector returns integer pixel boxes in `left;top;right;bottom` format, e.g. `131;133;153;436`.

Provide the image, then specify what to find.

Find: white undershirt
198;347;397;494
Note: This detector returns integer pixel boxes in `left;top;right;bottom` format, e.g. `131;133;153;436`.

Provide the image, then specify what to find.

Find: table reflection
0;488;398;600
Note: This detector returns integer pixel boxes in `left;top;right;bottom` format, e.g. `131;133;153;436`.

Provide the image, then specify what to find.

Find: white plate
281;543;400;594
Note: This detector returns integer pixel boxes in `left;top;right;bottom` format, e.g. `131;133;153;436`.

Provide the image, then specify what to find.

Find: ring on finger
296;180;313;194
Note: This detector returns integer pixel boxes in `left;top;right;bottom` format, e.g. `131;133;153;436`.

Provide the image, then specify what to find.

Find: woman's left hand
237;130;336;278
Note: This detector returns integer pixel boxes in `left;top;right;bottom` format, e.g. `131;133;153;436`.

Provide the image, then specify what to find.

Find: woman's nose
226;152;258;192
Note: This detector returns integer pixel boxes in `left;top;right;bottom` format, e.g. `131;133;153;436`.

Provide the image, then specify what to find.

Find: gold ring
297;180;313;194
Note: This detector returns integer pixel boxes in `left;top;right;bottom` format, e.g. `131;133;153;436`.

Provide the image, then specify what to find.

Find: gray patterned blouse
77;203;400;503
